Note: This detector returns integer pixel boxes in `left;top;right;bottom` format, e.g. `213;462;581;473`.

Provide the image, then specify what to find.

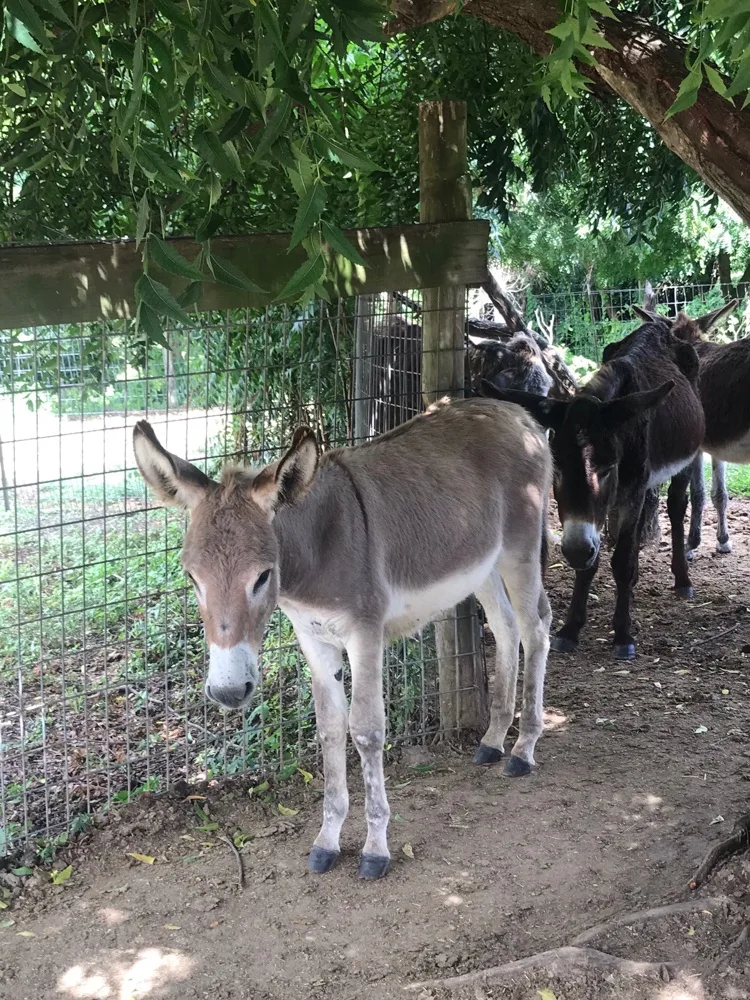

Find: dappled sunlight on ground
653;973;706;999
542;706;569;731
57;947;193;999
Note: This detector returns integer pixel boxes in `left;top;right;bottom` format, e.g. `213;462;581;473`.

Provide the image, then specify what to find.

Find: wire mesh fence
0;290;486;858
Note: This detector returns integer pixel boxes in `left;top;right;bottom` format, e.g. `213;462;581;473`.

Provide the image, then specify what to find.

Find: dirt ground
2;500;750;1000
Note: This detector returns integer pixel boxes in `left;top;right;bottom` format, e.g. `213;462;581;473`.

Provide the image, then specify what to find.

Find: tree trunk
387;0;750;226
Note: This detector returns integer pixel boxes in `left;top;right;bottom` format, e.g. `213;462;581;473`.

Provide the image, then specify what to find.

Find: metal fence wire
0;290;488;857
1;279;741;856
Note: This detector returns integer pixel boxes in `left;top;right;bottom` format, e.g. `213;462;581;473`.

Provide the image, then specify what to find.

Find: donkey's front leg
610;521;640;660
550;557;599;653
298;633;349;874
347;630;390;880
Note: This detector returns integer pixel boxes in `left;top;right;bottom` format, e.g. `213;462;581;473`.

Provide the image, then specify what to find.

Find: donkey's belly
708;428;750;465
384;552;498;639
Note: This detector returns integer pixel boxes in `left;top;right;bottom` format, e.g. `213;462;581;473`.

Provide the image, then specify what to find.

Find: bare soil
2;500;750;1000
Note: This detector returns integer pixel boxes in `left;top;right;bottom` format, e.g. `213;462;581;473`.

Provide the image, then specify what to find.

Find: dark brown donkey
632;301;742;556
482;318;704;660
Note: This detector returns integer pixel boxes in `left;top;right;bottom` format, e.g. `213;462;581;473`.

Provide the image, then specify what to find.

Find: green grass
726;463;750;498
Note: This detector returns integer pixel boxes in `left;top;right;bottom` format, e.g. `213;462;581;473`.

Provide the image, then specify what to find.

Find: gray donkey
133;395;552;879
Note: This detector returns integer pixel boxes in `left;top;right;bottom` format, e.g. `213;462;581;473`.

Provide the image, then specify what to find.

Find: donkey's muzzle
561;521;600;571
206;681;254;709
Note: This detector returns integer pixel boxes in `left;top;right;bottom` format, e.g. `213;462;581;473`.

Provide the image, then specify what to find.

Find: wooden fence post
419;100;489;736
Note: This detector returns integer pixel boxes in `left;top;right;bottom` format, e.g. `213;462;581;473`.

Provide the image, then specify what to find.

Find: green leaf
665;65;702;118
5;0;49;49
194;128;243;180
587;0;619;18
546;18;576;40
177;281;203;308
28;0;72;26
149;235;206;282
121;34;145;137
290;181;326;249
207;253;266;294
257;0;286;56
311;133;383;173
219;106;254;143
4;9;44;53
196;211;222;242
321;220;365;266
203;62;243;104
135;145;187;189
137;302;172;350
254;94;293;161
581;27;615;50
275;254;325;302
135;190;150;248
704;63;728;96
727;55;750;99
11;867;33;877
136;274;192;325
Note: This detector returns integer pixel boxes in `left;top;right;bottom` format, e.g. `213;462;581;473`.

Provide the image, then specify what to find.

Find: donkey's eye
253;569;271;593
185;571;197;587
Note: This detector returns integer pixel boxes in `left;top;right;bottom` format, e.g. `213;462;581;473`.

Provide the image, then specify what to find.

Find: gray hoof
473;743;504;765
358;854;390;880
307;846;340;874
717;540;732;554
686;548;697;562
614;642;636;660
674;586;694;599
550;634;577;654
503;755;531;777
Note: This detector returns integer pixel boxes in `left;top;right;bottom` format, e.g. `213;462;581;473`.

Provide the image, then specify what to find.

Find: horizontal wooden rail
0;220;489;330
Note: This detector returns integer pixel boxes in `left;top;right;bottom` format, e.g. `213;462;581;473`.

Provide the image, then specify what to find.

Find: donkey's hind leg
474;569;520;766
712;458;732;553
498;554;551;777
687;452;705;559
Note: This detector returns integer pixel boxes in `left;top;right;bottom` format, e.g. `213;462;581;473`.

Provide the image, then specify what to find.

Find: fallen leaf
393;780;412;789
233;831;251;848
50;865;72;885
17;931;35;937
198;823;219;832
687;927;695;936
613;669;630;676
277;804;298;816
185;795;206;801
402;843;414;859
248;781;269;797
394;813;406;823
297;768;313;784
164;924;181;930
128;853;155;865
0;919;15;928
710;815;725;826
11;867;33;877
593;666;606;673
209;920;220;928
675;669;690;675
0;901;7;910
410;763;435;774
538;990;558;1000
722;688;729;695
549;563;563;570
694;726;708;734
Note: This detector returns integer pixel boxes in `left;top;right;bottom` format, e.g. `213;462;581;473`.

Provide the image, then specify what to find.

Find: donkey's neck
272;458;366;608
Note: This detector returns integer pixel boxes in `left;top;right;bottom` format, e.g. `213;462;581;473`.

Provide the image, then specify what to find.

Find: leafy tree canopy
3;0;750;338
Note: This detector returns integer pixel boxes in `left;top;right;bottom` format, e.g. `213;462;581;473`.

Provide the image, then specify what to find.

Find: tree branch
386;0;750;226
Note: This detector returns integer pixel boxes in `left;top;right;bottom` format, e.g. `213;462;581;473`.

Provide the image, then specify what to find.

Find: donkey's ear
642;280;657;311
694;299;738;333
133;420;213;509
631;305;664;325
603;380;675;426
480;380;568;431
252;426;319;515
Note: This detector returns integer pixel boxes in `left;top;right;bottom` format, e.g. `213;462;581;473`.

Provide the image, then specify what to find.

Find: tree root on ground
571;897;730;946
405;947;677;991
689;812;750;890
405;896;737;992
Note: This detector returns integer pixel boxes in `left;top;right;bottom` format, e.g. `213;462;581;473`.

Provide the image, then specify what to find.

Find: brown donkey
482;316;704;660
633;300;743;556
133;396;552;879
